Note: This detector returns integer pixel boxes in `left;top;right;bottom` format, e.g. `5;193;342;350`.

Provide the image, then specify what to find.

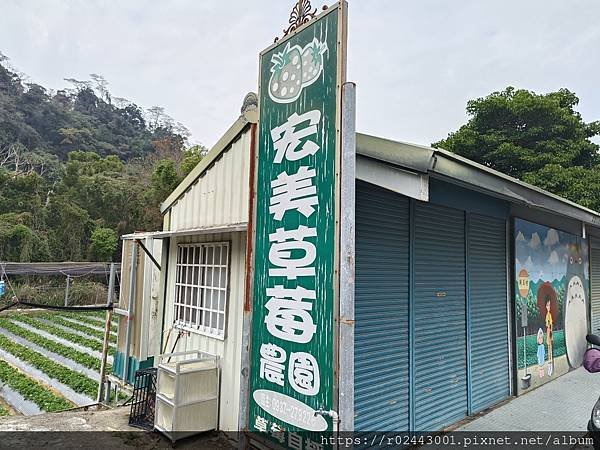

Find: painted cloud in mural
529;232;542;250
548;250;560;265
544;229;560;247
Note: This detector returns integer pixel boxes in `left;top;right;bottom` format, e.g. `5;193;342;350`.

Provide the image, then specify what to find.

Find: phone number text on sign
253;389;328;431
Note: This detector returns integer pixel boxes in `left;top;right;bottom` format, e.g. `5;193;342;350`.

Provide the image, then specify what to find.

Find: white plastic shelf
154;350;220;442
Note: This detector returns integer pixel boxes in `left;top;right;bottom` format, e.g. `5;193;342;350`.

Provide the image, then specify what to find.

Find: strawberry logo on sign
268;38;328;104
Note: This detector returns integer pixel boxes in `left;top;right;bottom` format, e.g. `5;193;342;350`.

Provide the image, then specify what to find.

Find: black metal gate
128;367;158;430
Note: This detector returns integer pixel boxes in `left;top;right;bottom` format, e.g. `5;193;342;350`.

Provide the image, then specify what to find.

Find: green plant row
0;360;73;412
60;312;118;333
87;310;109;320
12;315;116;356
56;313;119;336
0;318;107;372
40;313;117;344
0;333;99;399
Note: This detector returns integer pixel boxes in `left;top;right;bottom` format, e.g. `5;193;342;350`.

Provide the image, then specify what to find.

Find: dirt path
0;406;234;448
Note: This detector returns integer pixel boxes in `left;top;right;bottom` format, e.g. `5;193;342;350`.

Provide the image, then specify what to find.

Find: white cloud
548;250;560;265
529;232;542;249
525;256;534;267
516;231;526;242
544;229;560;247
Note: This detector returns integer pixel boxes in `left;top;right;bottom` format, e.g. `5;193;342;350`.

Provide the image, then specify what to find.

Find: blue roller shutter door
468;214;510;413
354;180;410;431
413;201;467;431
354;184;510;431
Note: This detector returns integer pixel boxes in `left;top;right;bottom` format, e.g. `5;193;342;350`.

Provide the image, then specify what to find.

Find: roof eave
356;132;600;227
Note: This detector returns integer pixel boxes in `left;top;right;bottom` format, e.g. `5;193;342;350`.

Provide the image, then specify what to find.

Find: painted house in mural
112;105;600;433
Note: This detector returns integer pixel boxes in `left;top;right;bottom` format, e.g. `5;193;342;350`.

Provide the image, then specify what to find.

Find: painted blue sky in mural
515;219;589;283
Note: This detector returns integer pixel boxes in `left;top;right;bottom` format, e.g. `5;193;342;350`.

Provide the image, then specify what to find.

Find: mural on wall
515;218;589;393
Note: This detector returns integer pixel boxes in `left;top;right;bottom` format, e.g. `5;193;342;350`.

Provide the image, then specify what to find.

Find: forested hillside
0;54;205;262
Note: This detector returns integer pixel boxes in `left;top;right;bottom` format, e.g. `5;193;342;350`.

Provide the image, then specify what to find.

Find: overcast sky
2;0;599;148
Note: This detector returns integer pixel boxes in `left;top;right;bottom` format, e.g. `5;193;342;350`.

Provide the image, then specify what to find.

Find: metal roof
356;132;600;227
158;114;600;229
121;223;248;240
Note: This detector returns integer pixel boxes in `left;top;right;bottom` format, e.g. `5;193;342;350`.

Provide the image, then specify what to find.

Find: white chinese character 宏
271;110;321;163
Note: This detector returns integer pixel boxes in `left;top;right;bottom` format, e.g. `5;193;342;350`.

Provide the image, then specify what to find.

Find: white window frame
173;242;230;339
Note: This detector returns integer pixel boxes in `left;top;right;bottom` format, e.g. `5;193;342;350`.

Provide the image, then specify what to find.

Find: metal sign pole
338;81;356;432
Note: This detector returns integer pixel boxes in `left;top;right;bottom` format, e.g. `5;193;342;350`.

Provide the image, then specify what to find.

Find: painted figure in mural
536;328;545;378
564;245;588;368
537;282;558;377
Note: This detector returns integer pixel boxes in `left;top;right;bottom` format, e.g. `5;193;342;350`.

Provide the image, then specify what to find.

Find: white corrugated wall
161;231;246;431
169;130;250;231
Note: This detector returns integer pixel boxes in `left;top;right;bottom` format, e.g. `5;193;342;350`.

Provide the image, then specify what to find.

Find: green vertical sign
249;3;343;446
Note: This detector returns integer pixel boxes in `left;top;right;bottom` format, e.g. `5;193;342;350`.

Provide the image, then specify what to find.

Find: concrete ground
458;367;600;432
0;405;234;448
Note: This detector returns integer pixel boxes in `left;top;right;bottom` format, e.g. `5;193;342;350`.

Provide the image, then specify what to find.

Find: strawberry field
0;310;118;417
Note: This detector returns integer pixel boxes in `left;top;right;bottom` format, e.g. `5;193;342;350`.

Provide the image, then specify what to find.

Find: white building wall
162;231;246;432
169;130;250;231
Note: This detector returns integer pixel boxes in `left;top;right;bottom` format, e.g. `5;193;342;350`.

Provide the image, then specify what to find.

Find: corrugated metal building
114;100;600;432
151;110;254;432
353;134;600;432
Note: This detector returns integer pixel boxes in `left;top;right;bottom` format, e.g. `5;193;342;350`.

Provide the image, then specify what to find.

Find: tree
0;58;192;261
45;196;92;261
523;165;600;211
434;87;600;179
434;87;600;211
180;145;207;176
151;159;181;200
90;227;118;261
89;73;110;104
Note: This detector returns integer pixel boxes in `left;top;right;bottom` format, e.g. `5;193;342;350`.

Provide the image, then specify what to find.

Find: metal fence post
97;262;116;403
64;275;71;307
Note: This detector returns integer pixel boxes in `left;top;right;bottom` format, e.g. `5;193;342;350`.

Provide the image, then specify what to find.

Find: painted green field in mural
516;330;566;369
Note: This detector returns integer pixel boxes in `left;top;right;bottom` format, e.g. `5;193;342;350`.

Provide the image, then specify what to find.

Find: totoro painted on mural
515;218;589;393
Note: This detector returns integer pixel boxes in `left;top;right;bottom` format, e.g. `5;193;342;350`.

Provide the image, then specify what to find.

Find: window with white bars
174;242;229;338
